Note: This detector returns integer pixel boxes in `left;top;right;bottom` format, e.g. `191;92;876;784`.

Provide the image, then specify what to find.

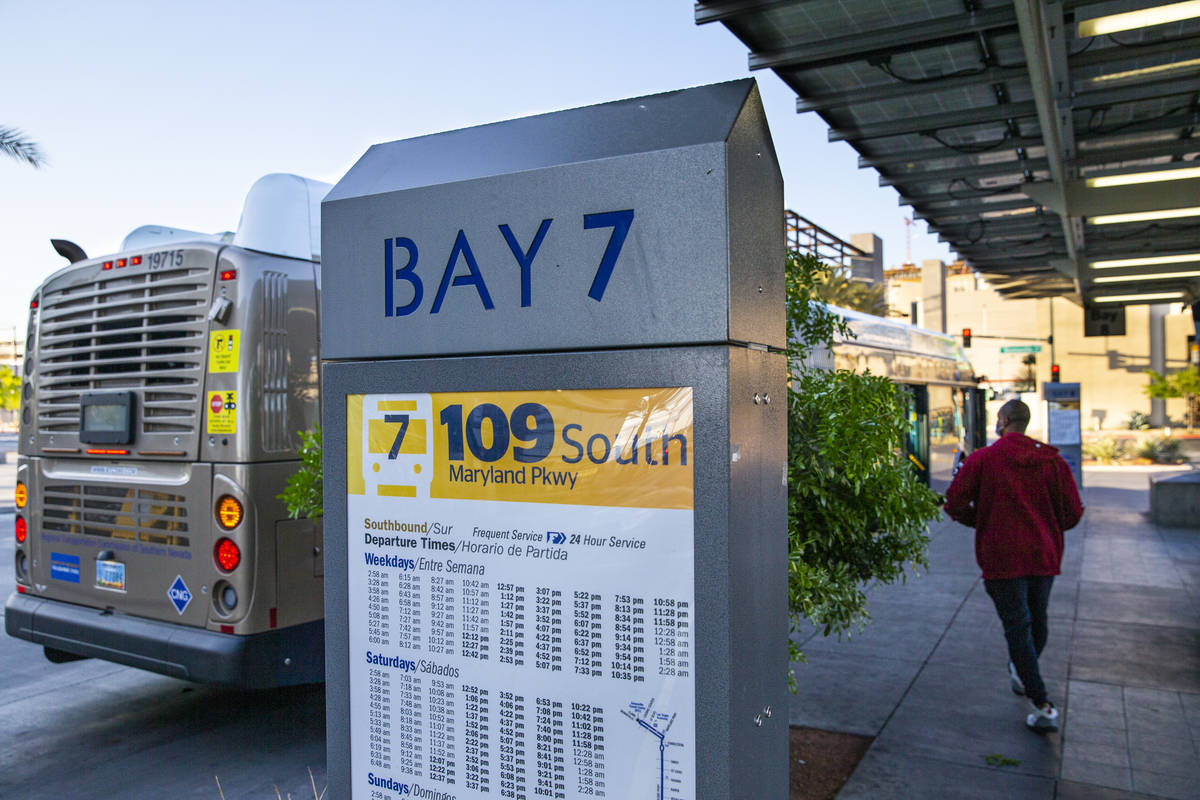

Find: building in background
888;261;1190;431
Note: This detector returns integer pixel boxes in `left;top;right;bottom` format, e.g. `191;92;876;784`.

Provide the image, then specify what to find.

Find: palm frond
0;126;46;168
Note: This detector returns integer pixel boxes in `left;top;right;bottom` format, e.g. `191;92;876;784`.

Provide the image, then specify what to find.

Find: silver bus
6;174;328;688
808;305;986;489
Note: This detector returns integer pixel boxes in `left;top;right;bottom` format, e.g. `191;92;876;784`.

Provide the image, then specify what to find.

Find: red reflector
221;624;234;634
214;537;241;571
116;258;128;268
219;269;237;281
270;607;277;629
131;255;142;265
15;516;27;544
30;299;38;309
102;261;114;270
17;586;26;594
86;448;129;456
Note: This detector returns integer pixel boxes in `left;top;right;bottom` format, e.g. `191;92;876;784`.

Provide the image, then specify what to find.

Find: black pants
984;575;1055;706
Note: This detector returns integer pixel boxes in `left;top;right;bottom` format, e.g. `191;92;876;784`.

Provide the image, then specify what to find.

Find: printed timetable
347;388;696;800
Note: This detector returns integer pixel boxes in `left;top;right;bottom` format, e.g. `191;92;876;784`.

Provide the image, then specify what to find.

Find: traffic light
962;328;972;348
1050;364;1061;382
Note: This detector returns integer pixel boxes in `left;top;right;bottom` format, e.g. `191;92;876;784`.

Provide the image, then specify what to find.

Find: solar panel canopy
698;0;1200;308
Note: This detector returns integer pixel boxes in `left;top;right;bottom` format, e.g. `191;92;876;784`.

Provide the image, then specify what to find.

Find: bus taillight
15;481;26;509
214;538;241;572
15;516;27;544
216;495;243;529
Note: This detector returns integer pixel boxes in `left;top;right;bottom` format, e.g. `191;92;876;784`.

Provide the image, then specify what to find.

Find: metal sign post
321;80;788;799
1044;382;1083;488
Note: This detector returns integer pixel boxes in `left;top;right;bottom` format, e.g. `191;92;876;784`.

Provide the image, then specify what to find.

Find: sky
0;0;953;336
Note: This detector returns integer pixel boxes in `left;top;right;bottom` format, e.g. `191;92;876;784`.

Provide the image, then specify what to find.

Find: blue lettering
367;772;411;794
385;237;422;317
616;435;639;465
583;209;634;302
431;230;494;313
560;423;584;464
499;218;552;308
665;432;688;465
587;433;612;464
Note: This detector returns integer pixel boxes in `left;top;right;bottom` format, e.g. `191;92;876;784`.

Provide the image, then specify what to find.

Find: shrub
279;425;323;519
786;251;940;670
1082;437;1125;464
1125;411;1151;431
1136;435;1185;464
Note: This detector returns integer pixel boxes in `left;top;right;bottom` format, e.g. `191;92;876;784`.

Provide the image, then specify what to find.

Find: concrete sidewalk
790;466;1200;799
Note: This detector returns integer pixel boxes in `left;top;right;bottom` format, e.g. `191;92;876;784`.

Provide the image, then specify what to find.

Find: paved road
0;508;328;800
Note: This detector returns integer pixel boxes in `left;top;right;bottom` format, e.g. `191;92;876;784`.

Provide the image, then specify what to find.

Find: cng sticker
208;330;240;372
207;391;237;434
167;575;192;615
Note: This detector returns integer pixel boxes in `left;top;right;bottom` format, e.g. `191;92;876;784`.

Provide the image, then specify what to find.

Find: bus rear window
80;392;135;444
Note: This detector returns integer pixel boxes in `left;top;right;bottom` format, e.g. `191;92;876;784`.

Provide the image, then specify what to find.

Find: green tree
279;425;323;519
786;251;940;676
810;265;890;317
1145;367;1200;430
0;127;45;168
1014;354;1037;392
0;365;19;411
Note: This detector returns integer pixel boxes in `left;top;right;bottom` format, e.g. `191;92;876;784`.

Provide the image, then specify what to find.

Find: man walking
944;399;1083;732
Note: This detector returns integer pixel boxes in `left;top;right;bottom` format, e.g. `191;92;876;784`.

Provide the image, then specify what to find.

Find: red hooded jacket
944;433;1084;580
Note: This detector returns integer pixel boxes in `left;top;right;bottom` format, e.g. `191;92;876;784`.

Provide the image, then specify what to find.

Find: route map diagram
623;698;686;800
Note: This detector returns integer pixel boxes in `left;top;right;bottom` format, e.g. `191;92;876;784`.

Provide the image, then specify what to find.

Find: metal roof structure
698;1;1200;308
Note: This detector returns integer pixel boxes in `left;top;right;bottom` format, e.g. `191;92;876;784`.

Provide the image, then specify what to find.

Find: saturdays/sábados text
364;651;458;677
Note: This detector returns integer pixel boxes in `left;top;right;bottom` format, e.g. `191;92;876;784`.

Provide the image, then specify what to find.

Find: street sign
1000;345;1042;354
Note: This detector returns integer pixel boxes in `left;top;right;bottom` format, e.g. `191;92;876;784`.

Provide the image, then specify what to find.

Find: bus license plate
96;560;126;592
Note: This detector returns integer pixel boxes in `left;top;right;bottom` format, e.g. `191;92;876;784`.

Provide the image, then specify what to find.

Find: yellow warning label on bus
207;391;237;434
208;330;240;373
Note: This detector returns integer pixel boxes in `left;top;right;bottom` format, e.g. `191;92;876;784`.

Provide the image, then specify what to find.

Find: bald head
997;399;1031;434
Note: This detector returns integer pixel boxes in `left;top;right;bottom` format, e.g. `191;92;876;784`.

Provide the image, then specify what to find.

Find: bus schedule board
347;388;696;800
1044;382;1083;488
322;79;789;799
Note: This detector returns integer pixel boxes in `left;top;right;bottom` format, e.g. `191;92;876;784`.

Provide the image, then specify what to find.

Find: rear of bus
5;174;328;688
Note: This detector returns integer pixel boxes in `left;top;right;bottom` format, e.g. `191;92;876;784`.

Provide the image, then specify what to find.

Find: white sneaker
1026;701;1059;733
1009;662;1025;696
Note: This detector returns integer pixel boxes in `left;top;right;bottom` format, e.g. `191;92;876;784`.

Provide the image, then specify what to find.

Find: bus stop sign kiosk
321;79;788;799
1044;382;1083;488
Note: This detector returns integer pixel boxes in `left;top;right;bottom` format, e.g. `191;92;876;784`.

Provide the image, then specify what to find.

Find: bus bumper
4;592;324;689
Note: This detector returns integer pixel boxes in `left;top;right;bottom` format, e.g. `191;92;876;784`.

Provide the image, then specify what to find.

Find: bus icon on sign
363;394;433;500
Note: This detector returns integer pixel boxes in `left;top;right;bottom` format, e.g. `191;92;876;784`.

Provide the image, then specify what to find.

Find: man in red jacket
944;399;1083;733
